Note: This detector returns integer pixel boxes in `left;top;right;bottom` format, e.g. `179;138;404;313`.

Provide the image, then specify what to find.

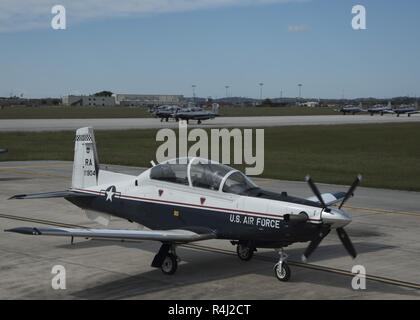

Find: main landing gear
273;248;291;282
236;243;255;261
152;243;180;275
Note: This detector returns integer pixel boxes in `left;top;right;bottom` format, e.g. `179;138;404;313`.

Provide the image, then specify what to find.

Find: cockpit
149;158;257;195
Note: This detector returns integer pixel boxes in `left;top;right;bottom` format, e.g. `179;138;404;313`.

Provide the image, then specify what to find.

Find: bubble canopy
149;158;257;194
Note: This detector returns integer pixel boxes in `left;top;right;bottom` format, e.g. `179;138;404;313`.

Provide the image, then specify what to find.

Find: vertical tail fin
212;103;220;115
72;127;99;189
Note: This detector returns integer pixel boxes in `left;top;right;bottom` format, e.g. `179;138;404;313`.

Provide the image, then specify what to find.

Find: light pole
225;85;230;98
192;85;196;104
298;84;303;102
259;83;264;101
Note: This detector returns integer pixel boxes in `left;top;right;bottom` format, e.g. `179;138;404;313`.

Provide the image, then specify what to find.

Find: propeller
336;227;357;258
302;230;329;262
339;174;362;209
302;175;361;261
305;175;327;208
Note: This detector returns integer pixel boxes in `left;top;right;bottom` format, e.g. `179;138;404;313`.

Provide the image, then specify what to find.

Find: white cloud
288;24;310;32
0;0;304;32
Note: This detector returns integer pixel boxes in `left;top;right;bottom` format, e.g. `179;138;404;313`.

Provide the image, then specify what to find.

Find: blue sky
0;0;419;99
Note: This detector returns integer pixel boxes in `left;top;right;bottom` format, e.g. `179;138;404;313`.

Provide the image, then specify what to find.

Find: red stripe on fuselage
72;188;322;223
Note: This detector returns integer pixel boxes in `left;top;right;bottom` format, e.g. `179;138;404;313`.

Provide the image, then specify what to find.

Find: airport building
114;94;185;107
62;95;116;106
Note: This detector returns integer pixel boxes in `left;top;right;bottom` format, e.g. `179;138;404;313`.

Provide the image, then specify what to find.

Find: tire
161;253;178;275
198;120;202;124
274;262;291;282
237;244;254;261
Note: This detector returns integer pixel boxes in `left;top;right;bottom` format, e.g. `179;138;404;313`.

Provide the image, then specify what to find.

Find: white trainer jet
7;127;361;282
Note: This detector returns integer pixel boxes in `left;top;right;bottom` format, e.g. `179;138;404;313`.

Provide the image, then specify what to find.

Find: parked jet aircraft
173;103;219;124
6;127;360;282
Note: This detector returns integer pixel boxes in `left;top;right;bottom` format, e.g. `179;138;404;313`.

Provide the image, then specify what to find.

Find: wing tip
5;227;41;235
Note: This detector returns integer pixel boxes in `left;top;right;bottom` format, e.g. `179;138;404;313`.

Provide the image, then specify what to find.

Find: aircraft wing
9;190;94;200
6;226;216;243
307;192;347;206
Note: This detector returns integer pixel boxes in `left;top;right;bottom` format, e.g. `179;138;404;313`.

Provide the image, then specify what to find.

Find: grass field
1;123;419;191
0;106;337;119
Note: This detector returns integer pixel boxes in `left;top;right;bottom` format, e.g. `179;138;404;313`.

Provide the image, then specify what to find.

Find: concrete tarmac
0;161;419;299
1;114;420;131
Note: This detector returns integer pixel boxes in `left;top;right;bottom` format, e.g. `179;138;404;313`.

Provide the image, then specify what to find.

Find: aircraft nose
321;208;352;228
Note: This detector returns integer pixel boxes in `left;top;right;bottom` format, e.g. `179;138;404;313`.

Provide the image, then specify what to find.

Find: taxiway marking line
345;205;420;217
183;243;420;291
0;169;68;179
1;213;419;291
0;163;69;170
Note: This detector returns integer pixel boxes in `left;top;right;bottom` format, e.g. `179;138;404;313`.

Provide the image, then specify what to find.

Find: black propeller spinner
302;175;362;262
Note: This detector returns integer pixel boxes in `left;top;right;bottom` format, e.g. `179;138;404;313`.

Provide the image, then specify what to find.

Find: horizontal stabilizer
307;192;347;206
6;227;216;243
9;190;94;200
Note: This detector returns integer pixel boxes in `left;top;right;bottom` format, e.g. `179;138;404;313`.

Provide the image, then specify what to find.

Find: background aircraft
173;103;220;124
152;105;181;122
0;149;8;154
7;127;360;282
387;103;419;117
338;103;366;115
367;102;392;116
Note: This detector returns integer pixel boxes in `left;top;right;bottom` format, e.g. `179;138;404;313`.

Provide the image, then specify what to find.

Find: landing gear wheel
274;262;291;282
161;253;178;275
198;120;202;124
237;244;254;261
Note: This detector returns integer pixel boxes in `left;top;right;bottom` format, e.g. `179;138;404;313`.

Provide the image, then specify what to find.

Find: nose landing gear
274;248;291;282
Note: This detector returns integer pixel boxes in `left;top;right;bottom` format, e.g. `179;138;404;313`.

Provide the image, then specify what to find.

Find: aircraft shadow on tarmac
51;239;417;299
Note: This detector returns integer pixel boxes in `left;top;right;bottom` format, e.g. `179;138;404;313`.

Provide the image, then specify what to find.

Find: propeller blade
339;174;362;209
305;175;327;208
336;227;357;258
302;230;329;262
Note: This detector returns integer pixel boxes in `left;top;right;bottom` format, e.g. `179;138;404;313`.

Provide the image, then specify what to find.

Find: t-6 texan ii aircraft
6;127;361;282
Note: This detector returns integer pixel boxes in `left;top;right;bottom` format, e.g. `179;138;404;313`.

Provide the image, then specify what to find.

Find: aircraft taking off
7;127;361;282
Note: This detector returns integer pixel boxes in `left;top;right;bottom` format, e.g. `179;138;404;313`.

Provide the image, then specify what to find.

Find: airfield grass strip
0;123;419;191
0;106;337;119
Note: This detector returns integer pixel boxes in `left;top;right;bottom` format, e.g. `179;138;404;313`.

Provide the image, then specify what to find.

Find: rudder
72;127;99;189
